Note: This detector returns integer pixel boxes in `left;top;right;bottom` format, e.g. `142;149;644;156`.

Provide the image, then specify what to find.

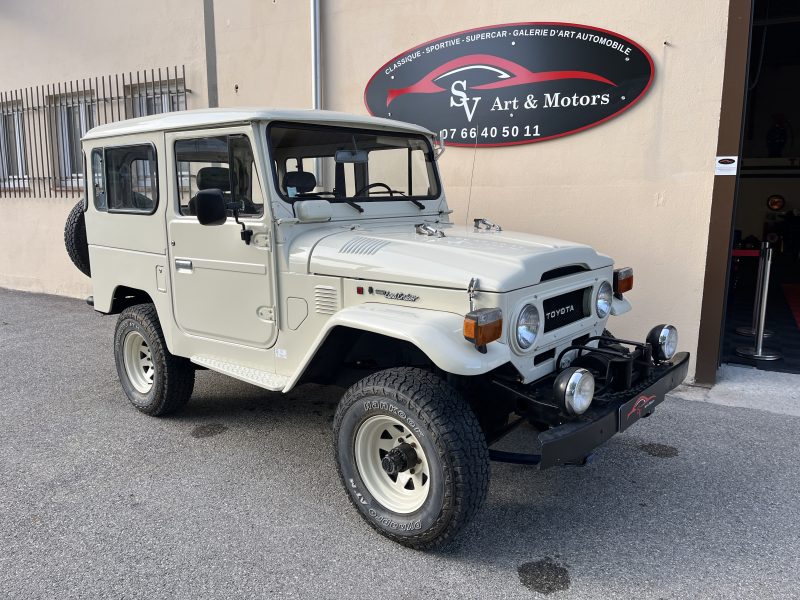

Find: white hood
296;223;612;292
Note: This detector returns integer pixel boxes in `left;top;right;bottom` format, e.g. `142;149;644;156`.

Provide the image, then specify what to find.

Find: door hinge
252;232;270;248
257;306;275;322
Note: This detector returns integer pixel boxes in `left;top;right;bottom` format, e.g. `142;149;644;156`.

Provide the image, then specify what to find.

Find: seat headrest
196;166;231;191
284;170;316;195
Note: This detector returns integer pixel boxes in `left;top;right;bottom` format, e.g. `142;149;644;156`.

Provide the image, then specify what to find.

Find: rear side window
104;144;158;214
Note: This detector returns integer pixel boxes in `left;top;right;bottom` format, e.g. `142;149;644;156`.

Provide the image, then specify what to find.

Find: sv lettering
450;80;481;122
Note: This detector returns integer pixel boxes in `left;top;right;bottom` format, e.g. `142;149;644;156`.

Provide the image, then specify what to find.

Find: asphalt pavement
1;287;799;599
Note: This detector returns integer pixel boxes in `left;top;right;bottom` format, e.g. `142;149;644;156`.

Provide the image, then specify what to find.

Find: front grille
542;288;589;332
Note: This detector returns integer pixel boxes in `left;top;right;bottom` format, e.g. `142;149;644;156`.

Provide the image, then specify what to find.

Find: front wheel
333;368;489;550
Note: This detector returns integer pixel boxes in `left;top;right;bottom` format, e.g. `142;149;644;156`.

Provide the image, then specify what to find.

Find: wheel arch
107;285;156;315
284;304;511;392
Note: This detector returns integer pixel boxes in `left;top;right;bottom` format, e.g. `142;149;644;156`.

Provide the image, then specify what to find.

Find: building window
128;79;186;118
50;94;95;188
0;65;187;199
0;102;27;186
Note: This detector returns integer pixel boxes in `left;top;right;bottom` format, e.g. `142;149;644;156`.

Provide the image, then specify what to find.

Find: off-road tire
114;304;194;416
64;200;91;277
333;367;490;550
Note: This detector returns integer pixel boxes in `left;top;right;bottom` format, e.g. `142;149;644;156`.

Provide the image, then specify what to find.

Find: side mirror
195;189;227;226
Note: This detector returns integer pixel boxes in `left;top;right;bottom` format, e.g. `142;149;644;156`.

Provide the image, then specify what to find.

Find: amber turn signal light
613;267;634;295
464;307;503;353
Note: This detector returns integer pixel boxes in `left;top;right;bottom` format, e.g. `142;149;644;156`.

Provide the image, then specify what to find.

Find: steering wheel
354;182;399;197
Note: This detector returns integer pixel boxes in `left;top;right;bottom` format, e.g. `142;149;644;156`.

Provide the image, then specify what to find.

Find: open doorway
723;0;800;373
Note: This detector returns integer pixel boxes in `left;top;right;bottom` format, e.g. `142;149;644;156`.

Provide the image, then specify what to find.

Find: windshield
268;123;440;205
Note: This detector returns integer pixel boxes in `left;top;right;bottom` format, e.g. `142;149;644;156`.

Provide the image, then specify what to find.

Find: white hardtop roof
83;107;433;141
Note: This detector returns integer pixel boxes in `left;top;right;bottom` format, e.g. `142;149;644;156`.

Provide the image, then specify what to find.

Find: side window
175;134;263;217
105;144;158;213
91;149;106;210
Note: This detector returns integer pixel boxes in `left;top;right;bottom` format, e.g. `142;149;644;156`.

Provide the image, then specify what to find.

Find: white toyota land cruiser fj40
64;108;688;549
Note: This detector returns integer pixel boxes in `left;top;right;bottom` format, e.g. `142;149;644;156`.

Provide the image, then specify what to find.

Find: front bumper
489;351;690;469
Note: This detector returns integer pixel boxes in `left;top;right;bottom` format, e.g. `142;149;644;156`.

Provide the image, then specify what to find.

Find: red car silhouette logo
386;53;616;107
626;395;657;420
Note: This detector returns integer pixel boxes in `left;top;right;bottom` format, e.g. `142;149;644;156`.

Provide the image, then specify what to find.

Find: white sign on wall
715;156;738;176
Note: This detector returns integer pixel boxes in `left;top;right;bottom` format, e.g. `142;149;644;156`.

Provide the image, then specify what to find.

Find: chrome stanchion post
736;244;781;360
736;241;773;338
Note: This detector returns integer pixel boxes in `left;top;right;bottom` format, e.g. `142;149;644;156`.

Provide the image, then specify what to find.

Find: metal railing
0;65;188;199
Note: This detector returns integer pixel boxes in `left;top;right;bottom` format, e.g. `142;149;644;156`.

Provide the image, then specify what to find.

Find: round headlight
516;304;540;350
553;367;595;415
647;324;678;361
596;281;613;318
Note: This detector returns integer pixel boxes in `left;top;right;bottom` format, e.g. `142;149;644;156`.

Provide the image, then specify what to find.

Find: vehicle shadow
166;374;796;592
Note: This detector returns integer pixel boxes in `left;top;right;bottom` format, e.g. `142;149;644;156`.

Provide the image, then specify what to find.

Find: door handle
175;259;193;272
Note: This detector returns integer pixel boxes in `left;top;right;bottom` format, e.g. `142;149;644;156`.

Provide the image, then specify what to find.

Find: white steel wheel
354;414;431;514
122;330;154;394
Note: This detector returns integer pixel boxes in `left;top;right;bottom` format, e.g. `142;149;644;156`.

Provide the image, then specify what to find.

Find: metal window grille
0;65;188;198
0;101;27;187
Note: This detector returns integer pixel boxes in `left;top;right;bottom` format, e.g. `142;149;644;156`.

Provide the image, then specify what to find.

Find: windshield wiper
343;199;364;213
409;199;425;210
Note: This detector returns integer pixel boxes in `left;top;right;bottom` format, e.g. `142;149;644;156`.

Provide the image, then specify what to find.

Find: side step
191;356;288;391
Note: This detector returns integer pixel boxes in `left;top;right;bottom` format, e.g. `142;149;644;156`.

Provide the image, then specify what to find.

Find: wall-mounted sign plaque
364;23;654;147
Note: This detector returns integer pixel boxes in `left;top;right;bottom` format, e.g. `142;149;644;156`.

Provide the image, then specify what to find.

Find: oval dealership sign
364;23;654;147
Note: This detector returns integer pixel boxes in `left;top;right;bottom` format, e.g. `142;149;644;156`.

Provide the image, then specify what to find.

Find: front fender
283;304;512;391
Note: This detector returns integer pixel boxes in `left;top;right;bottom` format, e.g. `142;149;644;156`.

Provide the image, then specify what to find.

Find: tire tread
64;200;91;277
334;367;489;550
116;303;194;416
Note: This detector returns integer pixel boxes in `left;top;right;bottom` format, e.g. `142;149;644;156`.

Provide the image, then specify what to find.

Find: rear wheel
333;367;489;550
114;304;194;416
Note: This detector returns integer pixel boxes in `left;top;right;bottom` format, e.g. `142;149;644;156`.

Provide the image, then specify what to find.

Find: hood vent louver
339;236;391;256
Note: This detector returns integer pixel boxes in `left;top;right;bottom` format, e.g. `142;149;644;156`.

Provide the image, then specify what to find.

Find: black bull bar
489;352;690;469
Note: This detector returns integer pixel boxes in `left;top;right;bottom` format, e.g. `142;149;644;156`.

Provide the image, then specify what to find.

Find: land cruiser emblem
374;289;419;302
546;304;576;319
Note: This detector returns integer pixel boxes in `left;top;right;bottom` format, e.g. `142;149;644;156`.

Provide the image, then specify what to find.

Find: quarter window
104;145;158;213
91;149;106;210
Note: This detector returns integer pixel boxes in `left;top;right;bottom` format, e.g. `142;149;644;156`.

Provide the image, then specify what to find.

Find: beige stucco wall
0;0;210;298
214;0;730;378
0;0;731;379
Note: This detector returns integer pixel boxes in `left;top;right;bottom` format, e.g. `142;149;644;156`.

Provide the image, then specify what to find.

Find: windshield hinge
415;223;445;238
474;218;502;232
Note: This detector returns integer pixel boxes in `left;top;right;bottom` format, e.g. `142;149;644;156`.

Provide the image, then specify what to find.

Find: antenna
464;123;479;228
